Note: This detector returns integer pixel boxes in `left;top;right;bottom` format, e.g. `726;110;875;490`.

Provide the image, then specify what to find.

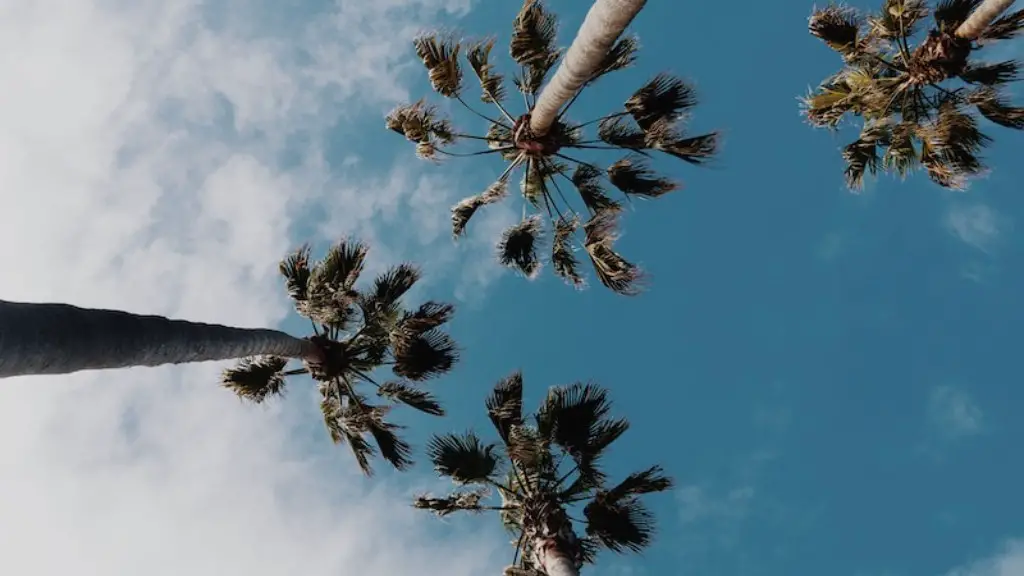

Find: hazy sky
1;1;1023;575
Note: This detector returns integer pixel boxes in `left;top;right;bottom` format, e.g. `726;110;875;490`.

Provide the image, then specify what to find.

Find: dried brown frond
959;60;1020;85
867;0;928;41
607;155;678;198
551;216;584;289
932;0;982;33
968;86;1024;129
809;4;865;57
467;38;506;103
414;34;463;98
625;73;697;131
598;116;647;149
498;215;545;278
882;121;919;178
582;212;645;296
841;121;890;189
571;164;622;214
979;9;1024;40
510;0;558;67
589;36;639;83
452;180;510;238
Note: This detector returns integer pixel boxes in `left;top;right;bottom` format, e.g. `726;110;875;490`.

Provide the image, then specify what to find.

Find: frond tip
414;34;463;98
497;215;545;278
583;212;645;296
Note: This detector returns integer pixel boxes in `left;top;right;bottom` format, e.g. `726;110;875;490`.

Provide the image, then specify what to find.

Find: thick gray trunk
533;537;580;576
529;0;646;136
956;0;1015;38
0;300;314;378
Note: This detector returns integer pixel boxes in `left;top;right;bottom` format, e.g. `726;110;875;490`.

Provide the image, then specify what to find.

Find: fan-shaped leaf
427;432;500;483
607;155;678;198
486;371;525;444
414;34;463;98
979;9;1024;40
625;73;697;131
597;116;647;149
378;381;445;416
959;60;1019;85
551;216;584;288
589;36;639;83
279;245;312;309
498;215;545;278
605;466;674;501
969;86;1024;128
868;0;928;40
467;38;506;103
452;180;509;238
367;416;414;471
808;4;863;56
583;495;656;554
221;356;290;403
582;212;644;296
392;328;459;381
655;131;720;165
571;165;621;214
510;0;558;67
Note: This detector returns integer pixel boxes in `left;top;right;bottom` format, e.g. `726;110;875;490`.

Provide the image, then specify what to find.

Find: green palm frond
959;60;1019;84
427;432;501;484
452;180;509;238
583;212;644;296
551;216;584;288
377;381;445;416
467;38;507;103
607;155;678;198
279;244;312;308
221;356;290;402
486;371;525;445
625;73;698;131
414;34;463;98
498;215;545;278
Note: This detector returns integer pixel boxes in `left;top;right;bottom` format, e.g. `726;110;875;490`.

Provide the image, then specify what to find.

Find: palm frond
597;116;647;149
414;34;463;98
367;415;414;471
625;73;697;131
279;245;312;309
366;263;421;315
377;380;445;416
959;60;1019;84
467;38;507;103
605;466;674;500
808;4;863;56
498;215;545;278
320;397;376;474
398;301;456;335
969;86;1024;128
486;371;525;445
551;216;584;288
427;432;500;484
221;356;290;402
536;381;627;481
868;0;928;40
386;100;455;145
583;494;656;554
452;180;509;238
510;0;558;67
582;211;644;296
979;8;1024;40
588;36;640;83
655;130;720;165
607;155;678;198
882;121;920;178
392;328;459;381
933;0;982;32
307;238;369;321
414;490;487;516
572;164;622;214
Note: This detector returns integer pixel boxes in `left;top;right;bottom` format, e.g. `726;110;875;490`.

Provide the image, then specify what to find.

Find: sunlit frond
467;38;507;103
809;4;864;57
582;212;644;296
868;0;928;40
414;34;463;98
452;180;509;238
551;216;584;289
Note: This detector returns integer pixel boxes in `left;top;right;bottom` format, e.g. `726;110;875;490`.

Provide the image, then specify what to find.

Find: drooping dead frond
625;73;698;131
551;216;584;289
498;215;545;278
959;60;1020;84
582;212;644;296
467;38;507;103
452;180;510;238
571;164;622;214
607;155;678;198
808;4;864;57
221;356;290;402
969;86;1024;128
414;34;463;98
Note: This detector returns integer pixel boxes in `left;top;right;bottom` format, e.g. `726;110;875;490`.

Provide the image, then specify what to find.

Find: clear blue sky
282;1;1024;574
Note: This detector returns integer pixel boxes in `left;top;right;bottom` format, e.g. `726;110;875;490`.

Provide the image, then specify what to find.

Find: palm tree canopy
415;371;673;574
389;0;718;296
0;299;318;379
801;0;1024;190
220;239;460;475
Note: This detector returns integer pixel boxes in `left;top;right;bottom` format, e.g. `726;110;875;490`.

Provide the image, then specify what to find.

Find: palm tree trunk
533;538;580;576
955;0;1015;38
529;0;646;136
0;300;317;378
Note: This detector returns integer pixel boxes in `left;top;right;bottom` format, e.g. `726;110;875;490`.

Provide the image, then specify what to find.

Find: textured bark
0;300;315;378
529;0;646;136
956;0;1016;38
533;538;580;576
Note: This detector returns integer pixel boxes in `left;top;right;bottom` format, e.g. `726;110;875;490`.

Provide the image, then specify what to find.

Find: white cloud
0;0;507;574
928;385;985;439
945;539;1024;576
946;203;1007;254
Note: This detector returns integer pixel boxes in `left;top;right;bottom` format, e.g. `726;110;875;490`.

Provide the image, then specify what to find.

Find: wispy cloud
0;0;507;574
945;203;1007;254
928;385;985;440
945;538;1024;576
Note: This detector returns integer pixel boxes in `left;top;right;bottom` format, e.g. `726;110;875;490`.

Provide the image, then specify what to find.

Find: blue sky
292;1;1024;574
1;0;1023;575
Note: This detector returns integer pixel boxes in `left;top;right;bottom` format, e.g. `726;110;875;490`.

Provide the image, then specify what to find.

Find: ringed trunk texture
0;300;315;378
955;0;1015;38
529;0;646;136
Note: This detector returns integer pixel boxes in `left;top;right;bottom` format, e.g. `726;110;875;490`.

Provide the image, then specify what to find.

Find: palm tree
220;238;460;475
801;0;1023;190
415;371;673;576
387;0;717;295
0;299;321;379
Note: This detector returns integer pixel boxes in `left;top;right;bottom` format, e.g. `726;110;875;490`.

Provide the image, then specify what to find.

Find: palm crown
802;0;1024;190
220;239;459;475
387;0;718;296
415;371;673;575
